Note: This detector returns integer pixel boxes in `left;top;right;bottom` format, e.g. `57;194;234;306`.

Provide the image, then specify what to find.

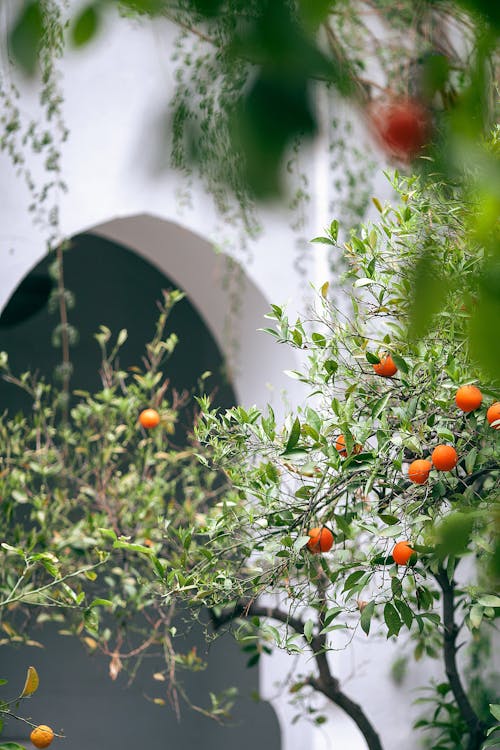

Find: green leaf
310;236;334;245
303;619;314;643
371;392;391;419
9;0;44;76
477;595;500;608
470;264;500;380
391;354;409;374
89;598;113;609
360;601;375;635
384;602;402;637
469;604;483;629
284;417;301;453
394;598;413;629
71;4;100;47
329;219;339;242
409;250;450;338
365;352;380;364
435;512;474;558
113;540;154;555
324;607;343;626
465;448;478;475
489;704;500;722
311;332;326;347
293;535;310;552
343;570;366;591
0;744;28;750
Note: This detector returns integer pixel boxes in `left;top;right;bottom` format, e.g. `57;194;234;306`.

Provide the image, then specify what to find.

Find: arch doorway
0;231;281;750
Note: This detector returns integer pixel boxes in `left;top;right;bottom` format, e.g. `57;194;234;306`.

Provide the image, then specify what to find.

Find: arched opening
0;231;281;750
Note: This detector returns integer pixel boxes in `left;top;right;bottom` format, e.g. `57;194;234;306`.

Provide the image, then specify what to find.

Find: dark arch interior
0;233;281;750
0;232;234;418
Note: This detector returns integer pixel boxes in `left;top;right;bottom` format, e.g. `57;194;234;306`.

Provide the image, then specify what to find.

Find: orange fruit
372;99;430;160
139;408;160;429
335;435;363;457
373;354;397;377
335;434;347;457
431;445;458;471
486;402;500;429
455;385;482;413
306;527;334;554
407;459;432;484
30;726;54;749
392;541;414;565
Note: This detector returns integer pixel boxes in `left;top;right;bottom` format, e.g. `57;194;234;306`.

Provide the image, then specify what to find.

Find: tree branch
434;567;486;750
210;600;384;750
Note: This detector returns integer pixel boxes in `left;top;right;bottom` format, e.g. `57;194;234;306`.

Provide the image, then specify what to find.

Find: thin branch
211;601;384;750
433;566;486;750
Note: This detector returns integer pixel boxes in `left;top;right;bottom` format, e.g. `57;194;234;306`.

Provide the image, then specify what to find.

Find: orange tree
154;168;500;750
0;289;238;723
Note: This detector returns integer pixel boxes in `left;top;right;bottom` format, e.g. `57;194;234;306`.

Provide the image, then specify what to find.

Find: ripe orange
139;408;160;429
30;725;54;749
372;99;430;160
486;402;500;429
335;435;363;458
392;541;414;565
408;459;432;484
335;434;347;457
306;527;334;554
455;385;482;413
431;444;458;471
373;354;397;377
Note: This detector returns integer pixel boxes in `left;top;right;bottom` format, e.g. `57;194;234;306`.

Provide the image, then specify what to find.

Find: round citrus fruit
139;408;160;429
455;385;482;413
407;459;432;484
30;725;54;749
486;402;500;429
373;354;397;377
335;434;347;457
372;99;430;160
392;541;414;565
306;527;334;554
335;435;363;457
431;445;458;471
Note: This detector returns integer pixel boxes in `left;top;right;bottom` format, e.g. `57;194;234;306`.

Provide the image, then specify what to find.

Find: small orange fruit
392;541;414;565
431;445;458;471
486;402;500;429
335;434;347;457
455;385;482;413
306;527;334;554
336;435;363;457
30;725;54;749
372;98;431;160
139;408;160;429
407;459;432;484
373;354;397;377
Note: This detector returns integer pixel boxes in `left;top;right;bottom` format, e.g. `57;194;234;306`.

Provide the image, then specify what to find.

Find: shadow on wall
0;234;281;750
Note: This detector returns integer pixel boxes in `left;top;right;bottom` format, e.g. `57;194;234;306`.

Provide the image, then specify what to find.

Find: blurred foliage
2;0;499;376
